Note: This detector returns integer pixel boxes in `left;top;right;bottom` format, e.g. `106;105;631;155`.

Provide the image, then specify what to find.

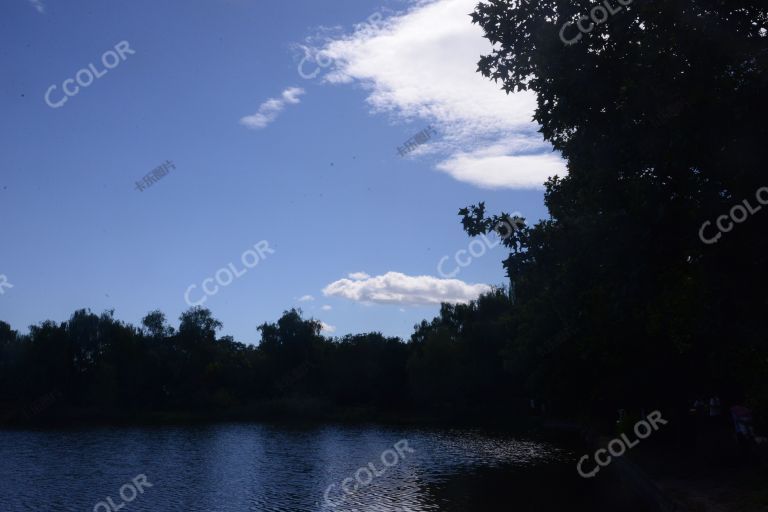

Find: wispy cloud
28;0;45;13
323;271;491;306
321;305;333;311
305;0;566;189
320;321;336;334
298;294;315;302
240;87;305;129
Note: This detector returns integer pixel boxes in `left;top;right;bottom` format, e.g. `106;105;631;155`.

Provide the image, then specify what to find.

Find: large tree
463;0;768;413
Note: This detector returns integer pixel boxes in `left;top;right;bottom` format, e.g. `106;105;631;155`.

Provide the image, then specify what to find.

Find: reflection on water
0;424;650;512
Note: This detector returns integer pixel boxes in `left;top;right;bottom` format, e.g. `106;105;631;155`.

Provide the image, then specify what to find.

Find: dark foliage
463;0;768;419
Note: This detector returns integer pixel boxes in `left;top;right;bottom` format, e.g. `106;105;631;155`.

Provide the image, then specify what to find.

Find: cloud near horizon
320;321;336;334
306;0;566;189
240;87;305;129
322;271;491;306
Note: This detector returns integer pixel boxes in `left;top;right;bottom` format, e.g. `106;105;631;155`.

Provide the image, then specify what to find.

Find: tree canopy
461;0;768;415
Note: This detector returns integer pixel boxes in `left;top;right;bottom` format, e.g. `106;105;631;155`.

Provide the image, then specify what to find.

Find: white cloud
348;272;371;280
320;321;336;334
28;0;45;13
323;271;491;306
321;305;333;311
240;87;305;129
298;295;315;302
307;0;566;189
436;149;567;189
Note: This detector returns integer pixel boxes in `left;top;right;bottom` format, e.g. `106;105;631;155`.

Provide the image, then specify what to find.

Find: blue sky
0;0;563;343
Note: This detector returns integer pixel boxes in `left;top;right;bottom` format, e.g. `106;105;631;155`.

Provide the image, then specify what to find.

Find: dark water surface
0;423;651;511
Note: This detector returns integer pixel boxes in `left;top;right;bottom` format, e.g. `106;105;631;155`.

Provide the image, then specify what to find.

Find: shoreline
0;400;541;432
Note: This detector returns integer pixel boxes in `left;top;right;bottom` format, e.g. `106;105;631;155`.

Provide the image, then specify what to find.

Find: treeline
2;255;763;427
0;296;519;424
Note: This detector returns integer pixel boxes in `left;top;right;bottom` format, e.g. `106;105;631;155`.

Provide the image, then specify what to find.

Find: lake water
0;423;651;511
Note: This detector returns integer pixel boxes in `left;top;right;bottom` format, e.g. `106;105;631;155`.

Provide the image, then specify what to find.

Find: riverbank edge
0;398;540;431
541;420;680;512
